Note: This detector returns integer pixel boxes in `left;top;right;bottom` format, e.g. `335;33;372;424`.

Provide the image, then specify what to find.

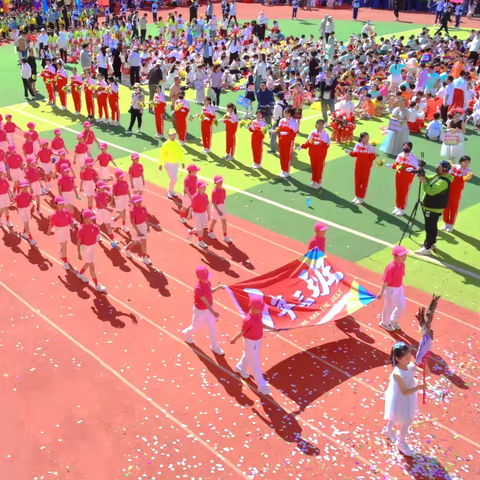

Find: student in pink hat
74;133;89;170
308;221;329;253
24;157;43;215
47;196;75;270
57;165;79;221
124;194;152;265
5;144;25;194
82;121;100;156
76;209;107;292
182;265;226;355
96;142;117;181
377;245;408;332
112;169;132;233
188;179;210;249
36;140;54;192
128;152;145;195
54;149;76;180
230;295;276;396
208;174;232;243
51;128;66;155
0;169;14;228
94;181;117;247
79;158;99;209
26;122;41;155
14;180;36;246
4;114;17;145
179;163;200;224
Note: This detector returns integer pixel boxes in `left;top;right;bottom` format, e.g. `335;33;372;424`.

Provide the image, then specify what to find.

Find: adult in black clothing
112;48;122;81
62;6;69;30
148;61;164;104
26;49;38;94
393;0;404;21
189;1;198;22
319;69;337;124
308;51;320;87
435;8;452;36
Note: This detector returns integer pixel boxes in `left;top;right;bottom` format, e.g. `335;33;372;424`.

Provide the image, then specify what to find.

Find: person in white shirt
21;58;35;100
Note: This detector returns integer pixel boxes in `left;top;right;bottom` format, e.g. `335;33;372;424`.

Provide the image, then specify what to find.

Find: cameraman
416;161;454;256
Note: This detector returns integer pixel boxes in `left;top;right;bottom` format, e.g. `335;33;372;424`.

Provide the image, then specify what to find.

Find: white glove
386;164;393;168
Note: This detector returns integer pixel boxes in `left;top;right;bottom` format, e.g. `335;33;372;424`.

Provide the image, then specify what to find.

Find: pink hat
23;131;31;138
99;142;107;149
40;139;49;146
7;145;16;151
213;174;223;184
26;156;35;164
195;265;211;281
131;194;142;203
5;114;12;118
54;196;65;204
392;245;409;256
96;180;107;188
76;133;84;140
187;163;200;172
196;180;206;188
82;209;96;220
249;295;265;311
27;122;35;128
58;148;67;156
115;169;125;178
19;180;29;188
314;221;329;232
131;153;140;160
83;121;91;128
85;157;94;166
61;165;71;173
54;128;61;135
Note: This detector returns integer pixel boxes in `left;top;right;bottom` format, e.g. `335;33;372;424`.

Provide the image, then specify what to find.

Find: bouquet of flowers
45;78;53;85
213;118;218;127
376;159;385;168
371;139;380;147
149;100;156;110
187;115;194;122
31;74;36;81
330;112;356;143
464;171;473;181
239;119;252;128
61;86;70;92
198;113;206;121
105;86;112;94
261;126;268;135
164;111;172;121
174;103;182;112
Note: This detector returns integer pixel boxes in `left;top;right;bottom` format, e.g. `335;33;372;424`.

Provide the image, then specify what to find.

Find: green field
2;18;479;313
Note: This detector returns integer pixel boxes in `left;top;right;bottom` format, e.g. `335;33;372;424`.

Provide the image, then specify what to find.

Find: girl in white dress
383;342;427;457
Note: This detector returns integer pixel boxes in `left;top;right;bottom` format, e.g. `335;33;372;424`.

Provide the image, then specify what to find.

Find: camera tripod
399;176;423;246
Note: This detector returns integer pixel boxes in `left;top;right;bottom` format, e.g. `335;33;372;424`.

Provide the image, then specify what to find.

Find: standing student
124;194;152;265
126;83;145;134
353;0;360;20
112;169;131;232
174;94;191;146
292;0;299;19
4;114;17;145
153;85;167;138
47;196;75;270
128;152;145;195
179;163;200;223
182;265;226;355
208;174;232;243
383;342;427;457
199;96;216;153
277;106;298;178
230;296;275;396
83;121;100;156
188;180;210;249
96;73;110;123
15;180;37;246
308;221;328;253
107;77;120;126
298;119;330;189
0;170;14;228
249;110;267;169
70;67;83;115
222;103;239;161
159;129;183;199
377;245;408;332
56;60;68;110
76;209;107;292
79;158;99;209
94;181;117;247
84;70;96;120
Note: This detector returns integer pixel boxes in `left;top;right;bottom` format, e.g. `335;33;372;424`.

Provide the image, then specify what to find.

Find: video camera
410;160;427;177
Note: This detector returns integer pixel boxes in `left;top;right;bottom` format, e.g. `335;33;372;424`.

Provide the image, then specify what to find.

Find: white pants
164;161;179;193
184;306;219;349
237;338;267;389
192;211;206;234
381;287;406;326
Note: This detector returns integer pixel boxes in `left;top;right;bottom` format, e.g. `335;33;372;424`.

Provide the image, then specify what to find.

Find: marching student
79;158;99;209
112;169;132;232
182;265;226;356
51;128;66;155
54;149;76;179
5;144;24;194
22;132;35;161
46;196;75;270
70;66;83;115
128;152;145;195
208;174;232;243
36;139;53;192
249;110;267;169
107;76;120;126
14;180;37;246
345;132;377;204
199;96;216;154
74;133;89;170
25;122;41;155
124;194;153;265
76;209;107;292
298;119;330;189
159;128;183;199
94;180;118;247
0;169;14;228
230;295;276;396
188;180;210;249
57;165;80;221
153;84;167;138
4;114;17;145
308;221;329;253
82;121;100;156
96;142;117;181
24;157;43;215
179;163;200;224
222;103;239;161
377;245;408;332
174;93;191;146
277;106;298;178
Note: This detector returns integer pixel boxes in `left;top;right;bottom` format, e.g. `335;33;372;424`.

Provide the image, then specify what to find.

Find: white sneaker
180;141;185;146
77;272;89;283
167;191;173;199
208;232;216;239
179;217;187;224
251;163;261;169
312;182;322;190
63;262;70;270
258;386;272;396
29;239;37;246
235;365;250;379
121;225;130;233
171;192;178;197
124;248;132;258
446;225;454;233
137;129;141;134
396;209;405;216
382;428;398;443
95;283;107;293
204;149;210;154
278;171;289;178
201;148;207;153
391;322;402;331
211;346;225;356
142;256;152;265
392;207;400;215
6;220;13;228
378;321;395;332
440;224;448;231
197;240;208;249
357;198;365;204
352;197;359;204
416;246;432;256
396;440;414;457
223;235;232;243
97;235;102;242
125;130;132;134
182;329;194;344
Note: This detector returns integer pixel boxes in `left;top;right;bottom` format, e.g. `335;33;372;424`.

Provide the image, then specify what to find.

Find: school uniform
381;261;406;328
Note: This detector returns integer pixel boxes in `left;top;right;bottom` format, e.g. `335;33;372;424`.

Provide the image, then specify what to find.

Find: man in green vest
416;160;453;256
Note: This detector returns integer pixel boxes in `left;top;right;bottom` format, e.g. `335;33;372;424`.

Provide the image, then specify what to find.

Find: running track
0;130;479;479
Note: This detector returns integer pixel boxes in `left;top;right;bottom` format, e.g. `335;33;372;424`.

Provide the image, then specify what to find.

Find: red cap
40;139;49;146
54;196;65;204
85;158;94;166
187;163;200;172
131;153;140;160
26;156;35;164
195;265;211;281
99;142;107;149
19;180;29;188
7;145;16;151
23;131;31;139
76;133;84;140
115;169;125;178
27;122;36;128
314;222;329;232
54;128;61;135
82;209;96;220
392;245;409;256
213;174;223;184
83;121;91;128
250;295;265;311
58;148;67;156
196;180;206;188
131;194;142;203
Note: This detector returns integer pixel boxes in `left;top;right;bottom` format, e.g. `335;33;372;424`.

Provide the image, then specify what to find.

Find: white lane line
8;107;480;282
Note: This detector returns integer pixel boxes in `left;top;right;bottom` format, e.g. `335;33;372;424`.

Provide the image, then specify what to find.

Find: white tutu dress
384;362;418;425
440;119;465;161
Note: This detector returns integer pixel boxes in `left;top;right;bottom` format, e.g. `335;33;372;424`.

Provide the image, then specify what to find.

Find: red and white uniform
0;177;12;208
37;147;53;174
6;152;24;182
78;223;100;262
348;142;377;200
4;121;17;145
15;191;33;223
56;67;68;108
200;105;216;150
108;83;120;123
94;190;112;225
182;174;197;208
130;204;148;241
50;209;74;243
0;127;8;150
249;119;267;166
443;164;472;227
27;129;40;155
381;261;406;327
174;99;190;143
278;118;298;173
83;129;96;155
51;136;65;155
154;92;166;136
191;192;209;236
57;175;75;204
70;74;83;113
224;112;239;157
80;167;99;196
128;162;144;191
112;179;130;212
96;79;109;120
55;158;72;176
211;186;227;221
41;64;57;104
84;78;96;117
391;152;418;210
0;150;6;174
25;165;42;196
301;129;330;185
97;152;113;180
74;141;89;169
